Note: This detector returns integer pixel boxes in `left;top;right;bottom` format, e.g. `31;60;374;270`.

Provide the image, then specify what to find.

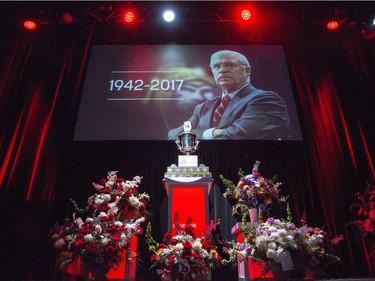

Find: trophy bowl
176;132;199;155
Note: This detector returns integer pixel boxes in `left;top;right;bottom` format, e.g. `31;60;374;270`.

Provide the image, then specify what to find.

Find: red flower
102;187;112;193
100;216;110;222
151;254;157;262
108;225;119;232
201;239;211;250
71;238;85;249
131;188;138;195
88;243;98;252
139;204;146;213
157;243;167;250
98;202;110;213
88;204;97;214
192;251;201;260
80;224;92;234
109;233;121;241
124;190;132;198
170;238;178;245
105;245;116;256
168;256;176;264
183;241;192;250
164;232;172;240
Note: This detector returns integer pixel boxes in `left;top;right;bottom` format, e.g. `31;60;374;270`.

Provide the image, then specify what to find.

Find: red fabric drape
0;2;374;280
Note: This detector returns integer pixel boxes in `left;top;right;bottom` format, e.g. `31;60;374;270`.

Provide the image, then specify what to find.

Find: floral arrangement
51;171;150;279
220;160;284;217
348;181;375;237
223;206;342;277
146;215;223;281
347;181;375;259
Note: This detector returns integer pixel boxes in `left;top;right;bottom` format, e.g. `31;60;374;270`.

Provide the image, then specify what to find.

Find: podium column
231;222;273;280
163;148;213;236
164;176;212;236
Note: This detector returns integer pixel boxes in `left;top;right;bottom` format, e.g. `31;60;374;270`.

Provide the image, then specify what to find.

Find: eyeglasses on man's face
210;62;246;71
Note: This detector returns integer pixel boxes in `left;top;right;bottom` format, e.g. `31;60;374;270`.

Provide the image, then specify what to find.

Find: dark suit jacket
168;84;291;140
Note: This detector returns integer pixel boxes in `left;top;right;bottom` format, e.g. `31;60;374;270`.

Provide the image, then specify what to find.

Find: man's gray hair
210;50;250;67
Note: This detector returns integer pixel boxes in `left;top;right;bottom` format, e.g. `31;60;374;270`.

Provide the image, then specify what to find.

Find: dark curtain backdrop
0;2;374;281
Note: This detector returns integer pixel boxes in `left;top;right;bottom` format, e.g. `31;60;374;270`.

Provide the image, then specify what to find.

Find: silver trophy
175;121;199;155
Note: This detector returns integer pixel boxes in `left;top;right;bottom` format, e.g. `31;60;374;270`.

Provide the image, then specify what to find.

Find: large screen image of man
73;45;302;141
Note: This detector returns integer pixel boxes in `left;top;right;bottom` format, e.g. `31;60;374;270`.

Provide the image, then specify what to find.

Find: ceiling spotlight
23;20;37;30
123;10;136;24
326;21;339;30
241;9;252;21
163;10;175;22
60;13;73;24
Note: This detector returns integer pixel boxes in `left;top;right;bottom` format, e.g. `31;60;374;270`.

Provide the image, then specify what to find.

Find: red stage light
326;21;339;30
241;9;252;21
60;13;73;24
23;20;37;30
123;10;136;24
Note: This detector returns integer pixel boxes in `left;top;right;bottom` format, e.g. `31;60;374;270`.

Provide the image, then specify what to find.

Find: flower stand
163;175;212;237
231;222;273;281
86;230;141;281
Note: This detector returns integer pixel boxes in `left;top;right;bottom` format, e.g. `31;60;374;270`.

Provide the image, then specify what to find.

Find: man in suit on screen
167;50;291;140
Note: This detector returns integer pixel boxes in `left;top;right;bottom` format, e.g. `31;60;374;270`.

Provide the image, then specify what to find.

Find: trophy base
164;163;212;178
178;155;198;167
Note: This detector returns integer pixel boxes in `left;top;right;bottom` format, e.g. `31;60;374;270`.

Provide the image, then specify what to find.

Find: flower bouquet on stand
220;160;284;223
347;180;375;272
296;214;343;279
51;171;150;280
223;204;342;280
146;215;223;281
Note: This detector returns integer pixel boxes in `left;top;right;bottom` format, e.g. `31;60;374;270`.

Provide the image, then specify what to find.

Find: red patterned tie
211;94;231;127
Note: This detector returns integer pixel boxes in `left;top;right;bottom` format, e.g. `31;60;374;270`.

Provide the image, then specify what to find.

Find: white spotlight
163;10;175;22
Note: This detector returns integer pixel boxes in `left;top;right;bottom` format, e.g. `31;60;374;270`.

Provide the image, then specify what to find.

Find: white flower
98;212;108;218
193;240;202;250
75;217;84;227
285;235;294;241
255;236;268;248
108;206;118;216
266;248;277;260
200;249;209;258
268;242;277;250
175;243;184;251
268;226;278;232
128;195;140;206
85;218;94;223
101;237;110;246
54;238;65;249
114;221;123;227
94;224;102;233
277;229;288;236
269;232;280;240
95;197;104;205
84;234;95;243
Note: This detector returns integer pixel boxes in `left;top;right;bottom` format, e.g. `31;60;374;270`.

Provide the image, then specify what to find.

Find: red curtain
0;3;374;281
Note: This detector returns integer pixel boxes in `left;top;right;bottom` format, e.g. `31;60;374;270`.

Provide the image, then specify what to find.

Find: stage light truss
12;2;375;38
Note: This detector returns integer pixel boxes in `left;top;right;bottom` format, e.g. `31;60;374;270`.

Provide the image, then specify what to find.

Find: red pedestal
87;231;141;281
164;177;213;237
231;222;273;281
